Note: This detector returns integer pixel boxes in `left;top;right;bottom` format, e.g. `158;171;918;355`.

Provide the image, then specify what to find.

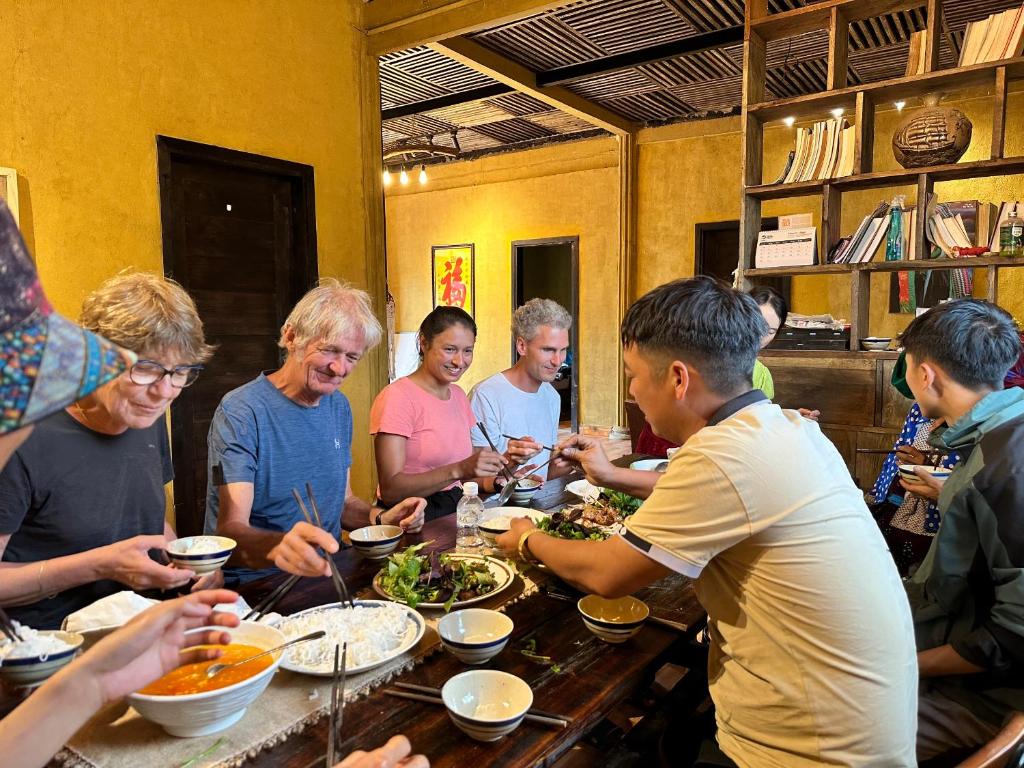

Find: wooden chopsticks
242;574;301;622
501;434;556;453
476;422;517;483
326;642;347;767
0;606;23;643
293;485;354;609
384;681;572;728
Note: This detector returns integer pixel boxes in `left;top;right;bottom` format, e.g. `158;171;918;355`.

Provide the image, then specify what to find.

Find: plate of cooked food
273;600;425;677
373;543;515;612
538;489;642;541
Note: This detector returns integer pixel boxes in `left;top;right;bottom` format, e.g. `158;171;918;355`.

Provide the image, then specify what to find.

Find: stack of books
829;202;895;264
775;117;855;184
959;5;1024;66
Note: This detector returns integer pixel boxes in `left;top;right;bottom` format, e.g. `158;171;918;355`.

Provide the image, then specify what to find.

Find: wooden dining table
239;456;705;768
1;455;706;768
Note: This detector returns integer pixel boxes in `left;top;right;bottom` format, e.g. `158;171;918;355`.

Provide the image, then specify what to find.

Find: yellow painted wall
384;138;621;426
0;0;380;499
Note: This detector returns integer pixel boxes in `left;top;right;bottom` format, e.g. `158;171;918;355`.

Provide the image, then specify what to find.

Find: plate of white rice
273;600;425;677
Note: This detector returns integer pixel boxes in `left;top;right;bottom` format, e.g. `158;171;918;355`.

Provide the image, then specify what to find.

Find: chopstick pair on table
0;606;23;643
241;484;354;622
383;681;572;729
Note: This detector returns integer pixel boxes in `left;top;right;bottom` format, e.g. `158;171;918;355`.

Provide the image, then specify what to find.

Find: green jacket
908;387;1024;725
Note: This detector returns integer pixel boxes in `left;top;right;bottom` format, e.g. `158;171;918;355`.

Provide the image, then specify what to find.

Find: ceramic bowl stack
441;669;533;741
577;595;649;644
127;621;286;737
898;464;953;485
165;535;237;575
509;478;542;506
438;609;514;664
0;630;84;688
349;525;404;559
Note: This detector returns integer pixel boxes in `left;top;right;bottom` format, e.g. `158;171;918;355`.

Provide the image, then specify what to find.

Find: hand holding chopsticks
292;485;355;609
383;681;571;729
0;606;23;643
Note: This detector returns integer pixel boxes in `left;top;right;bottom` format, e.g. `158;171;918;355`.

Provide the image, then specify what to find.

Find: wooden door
158;137;317;537
696;219;789;302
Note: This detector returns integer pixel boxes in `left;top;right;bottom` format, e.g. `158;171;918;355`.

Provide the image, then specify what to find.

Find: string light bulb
382;168;392;186
783;116;795;127
399;167;409;186
830;107;844;119
419;165;427;185
894;100;906;112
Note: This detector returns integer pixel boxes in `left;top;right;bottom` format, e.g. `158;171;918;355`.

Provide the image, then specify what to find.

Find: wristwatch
518;529;543;565
373;509;385;526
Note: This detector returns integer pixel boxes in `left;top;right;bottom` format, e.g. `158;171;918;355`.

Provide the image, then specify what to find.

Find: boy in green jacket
899;298;1024;762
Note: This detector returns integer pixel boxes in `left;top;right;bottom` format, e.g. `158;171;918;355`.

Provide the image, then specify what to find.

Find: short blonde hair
280;278;382;354
512;298;572;342
79;272;214;363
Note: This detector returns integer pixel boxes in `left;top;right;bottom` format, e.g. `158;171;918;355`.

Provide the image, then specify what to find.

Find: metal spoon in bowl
205;630;326;679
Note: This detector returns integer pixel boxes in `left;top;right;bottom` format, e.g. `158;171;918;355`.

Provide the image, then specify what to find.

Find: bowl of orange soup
127;621;286;737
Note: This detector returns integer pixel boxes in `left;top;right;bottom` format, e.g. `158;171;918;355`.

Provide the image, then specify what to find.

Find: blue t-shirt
204;374;353;583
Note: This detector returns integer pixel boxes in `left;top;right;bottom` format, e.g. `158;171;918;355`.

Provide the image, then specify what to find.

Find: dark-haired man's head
621;277;767;444
900;299;1021;421
750;286;788;349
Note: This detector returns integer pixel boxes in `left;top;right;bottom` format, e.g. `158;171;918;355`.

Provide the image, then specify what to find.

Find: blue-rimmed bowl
438;609;514;664
577;595;649;644
441;669;533;741
0;630;84;688
898;464;953;485
166;536;236;575
509;478;542;506
349;525;404;560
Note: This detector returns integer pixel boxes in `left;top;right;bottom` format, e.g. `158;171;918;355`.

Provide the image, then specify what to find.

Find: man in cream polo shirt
497;277;917;767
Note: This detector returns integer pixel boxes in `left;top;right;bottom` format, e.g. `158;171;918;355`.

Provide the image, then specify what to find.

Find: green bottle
1000;204;1024;258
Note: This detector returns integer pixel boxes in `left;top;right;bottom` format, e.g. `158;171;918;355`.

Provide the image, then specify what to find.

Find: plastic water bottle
456;482;483;548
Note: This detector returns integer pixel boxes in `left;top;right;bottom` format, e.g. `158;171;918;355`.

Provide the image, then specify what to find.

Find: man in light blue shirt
470;298;572;480
206;280;425;584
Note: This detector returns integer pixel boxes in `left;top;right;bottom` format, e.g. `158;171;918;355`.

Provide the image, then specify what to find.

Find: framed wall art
432;243;474;316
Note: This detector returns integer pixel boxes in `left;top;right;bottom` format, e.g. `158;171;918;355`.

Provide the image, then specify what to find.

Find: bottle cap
463;482;478;496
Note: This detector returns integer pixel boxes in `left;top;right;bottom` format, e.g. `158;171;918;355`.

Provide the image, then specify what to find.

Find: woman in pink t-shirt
370;307;506;520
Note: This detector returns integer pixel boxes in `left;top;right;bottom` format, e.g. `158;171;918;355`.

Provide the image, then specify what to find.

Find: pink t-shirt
369;377;476;490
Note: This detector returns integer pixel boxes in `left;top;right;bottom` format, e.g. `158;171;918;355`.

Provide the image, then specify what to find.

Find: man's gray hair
279;278;383;354
512;298;572;342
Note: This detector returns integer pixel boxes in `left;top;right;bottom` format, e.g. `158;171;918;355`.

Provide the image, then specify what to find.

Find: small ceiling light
399;167;409;186
382;168;392;186
783;116;795;127
894;100;906;112
225;204;232;212
830;107;844;119
419;165;427;185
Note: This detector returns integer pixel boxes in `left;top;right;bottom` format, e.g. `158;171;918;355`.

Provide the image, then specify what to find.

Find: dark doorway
157;136;318;537
696;218;790;304
511;237;579;433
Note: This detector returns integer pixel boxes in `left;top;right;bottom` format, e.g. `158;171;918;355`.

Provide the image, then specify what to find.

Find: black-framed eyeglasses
129;360;204;388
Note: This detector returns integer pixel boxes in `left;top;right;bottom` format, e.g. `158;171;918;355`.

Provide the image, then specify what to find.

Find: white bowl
897;464;953;485
577;595;649;644
441;669;533;741
629;458;668;472
478;509;547;543
128;621;285;737
860;337;893;351
438;609;514;664
509;479;542;507
166;536;236;575
349;525;404;560
0;630;84;688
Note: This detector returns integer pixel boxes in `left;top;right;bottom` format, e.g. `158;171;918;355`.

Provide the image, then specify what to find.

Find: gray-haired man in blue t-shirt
205;280;425;584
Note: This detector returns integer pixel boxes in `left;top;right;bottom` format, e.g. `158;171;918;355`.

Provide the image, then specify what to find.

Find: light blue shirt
469;372;560;478
205;374;353;583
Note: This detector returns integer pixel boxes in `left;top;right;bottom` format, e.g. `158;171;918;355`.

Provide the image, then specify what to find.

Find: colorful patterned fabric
0;199;129;434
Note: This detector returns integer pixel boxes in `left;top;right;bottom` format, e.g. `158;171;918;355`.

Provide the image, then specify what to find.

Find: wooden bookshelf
738;0;1024;350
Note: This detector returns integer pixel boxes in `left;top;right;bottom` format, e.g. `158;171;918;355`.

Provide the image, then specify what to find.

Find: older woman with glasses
0;272;220;630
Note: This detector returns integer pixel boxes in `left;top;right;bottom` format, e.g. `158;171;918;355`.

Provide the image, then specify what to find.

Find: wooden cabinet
762;350;912;491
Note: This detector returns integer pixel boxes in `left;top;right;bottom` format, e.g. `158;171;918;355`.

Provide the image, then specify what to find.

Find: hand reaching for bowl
495;516;538;559
379;497;427;533
190;568;225;592
335;734;429;768
899;468;945;502
100;535;196;591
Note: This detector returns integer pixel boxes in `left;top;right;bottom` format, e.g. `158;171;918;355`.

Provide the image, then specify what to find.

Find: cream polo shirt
623;391;917;768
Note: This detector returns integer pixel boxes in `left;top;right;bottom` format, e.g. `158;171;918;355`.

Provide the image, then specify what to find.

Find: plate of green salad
373;543;515;611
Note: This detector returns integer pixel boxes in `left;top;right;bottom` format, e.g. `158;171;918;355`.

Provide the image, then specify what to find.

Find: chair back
624;400;645;452
957;712;1024;768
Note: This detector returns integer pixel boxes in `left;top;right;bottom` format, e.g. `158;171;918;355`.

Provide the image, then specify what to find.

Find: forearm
379;464;461;505
341;494;375;530
217;520;286;570
0;551;107;606
918;644;986;677
0;660;104;768
524;535;629;597
597;467;659;500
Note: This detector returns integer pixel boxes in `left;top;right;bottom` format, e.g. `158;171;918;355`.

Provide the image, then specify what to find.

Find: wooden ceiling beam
366;0;567;56
382;83;515;121
430;35;638;135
